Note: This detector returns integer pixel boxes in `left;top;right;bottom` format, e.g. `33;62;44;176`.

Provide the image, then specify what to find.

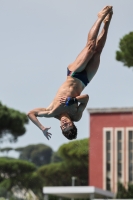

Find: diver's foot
98;6;112;21
103;10;113;23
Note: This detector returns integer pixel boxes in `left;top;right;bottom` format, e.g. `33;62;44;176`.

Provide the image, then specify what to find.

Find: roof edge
87;107;133;114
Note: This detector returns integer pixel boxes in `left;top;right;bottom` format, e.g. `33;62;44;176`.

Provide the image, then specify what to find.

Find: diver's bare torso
46;76;85;121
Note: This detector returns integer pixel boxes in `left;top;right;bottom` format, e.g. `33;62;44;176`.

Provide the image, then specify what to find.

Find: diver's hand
42;127;52;140
59;96;67;105
59;96;78;107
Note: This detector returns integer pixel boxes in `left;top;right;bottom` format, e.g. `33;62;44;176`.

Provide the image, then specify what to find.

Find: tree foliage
38;138;89;186
0;158;36;179
19;144;53;167
0;158;43;198
58;138;88;163
127;183;133;198
0;147;13;153
50;151;63;163
14;147;25;152
116;32;133;68
116;182;133;198
58;138;89;185
38;162;71;186
0;102;28;143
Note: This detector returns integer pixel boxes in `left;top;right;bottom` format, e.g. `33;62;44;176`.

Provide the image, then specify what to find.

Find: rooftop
43;186;115;199
87;107;133;114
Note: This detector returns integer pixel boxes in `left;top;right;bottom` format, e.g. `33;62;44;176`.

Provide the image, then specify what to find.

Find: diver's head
60;114;77;140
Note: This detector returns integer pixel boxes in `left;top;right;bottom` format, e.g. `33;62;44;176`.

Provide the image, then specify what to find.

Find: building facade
88;108;133;193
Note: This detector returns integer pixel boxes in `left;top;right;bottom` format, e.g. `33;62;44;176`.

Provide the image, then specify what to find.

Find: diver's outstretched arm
27;108;52;140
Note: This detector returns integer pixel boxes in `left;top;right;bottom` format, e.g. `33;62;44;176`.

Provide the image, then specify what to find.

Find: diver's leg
95;10;113;54
85;11;113;82
68;6;112;73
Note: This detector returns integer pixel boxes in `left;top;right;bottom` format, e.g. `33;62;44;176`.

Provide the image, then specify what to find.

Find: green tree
116;182;128;198
0;158;36;181
127;183;133;198
58;138;88;162
116;182;133;198
116;32;133;68
0;147;13;152
0;102;28;143
50;151;63;163
19;144;53;167
38;162;71;186
58;138;89;186
38;138;89;186
0;158;43;198
0;147;13;157
14;147;24;152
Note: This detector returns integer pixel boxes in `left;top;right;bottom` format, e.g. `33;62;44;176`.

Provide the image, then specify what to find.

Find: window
117;131;122;180
129;130;133;183
106;131;111;190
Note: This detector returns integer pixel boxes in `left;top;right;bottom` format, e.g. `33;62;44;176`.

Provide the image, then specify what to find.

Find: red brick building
88;108;133;193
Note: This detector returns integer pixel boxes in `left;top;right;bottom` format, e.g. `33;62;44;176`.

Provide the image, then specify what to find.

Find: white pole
71;176;77;200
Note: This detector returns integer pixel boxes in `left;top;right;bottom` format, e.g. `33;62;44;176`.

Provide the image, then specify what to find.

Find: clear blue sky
0;0;133;157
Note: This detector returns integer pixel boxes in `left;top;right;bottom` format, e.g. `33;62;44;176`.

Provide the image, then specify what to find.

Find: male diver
28;6;113;140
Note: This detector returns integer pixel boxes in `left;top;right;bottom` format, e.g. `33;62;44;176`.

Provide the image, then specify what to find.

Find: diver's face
60;116;73;132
